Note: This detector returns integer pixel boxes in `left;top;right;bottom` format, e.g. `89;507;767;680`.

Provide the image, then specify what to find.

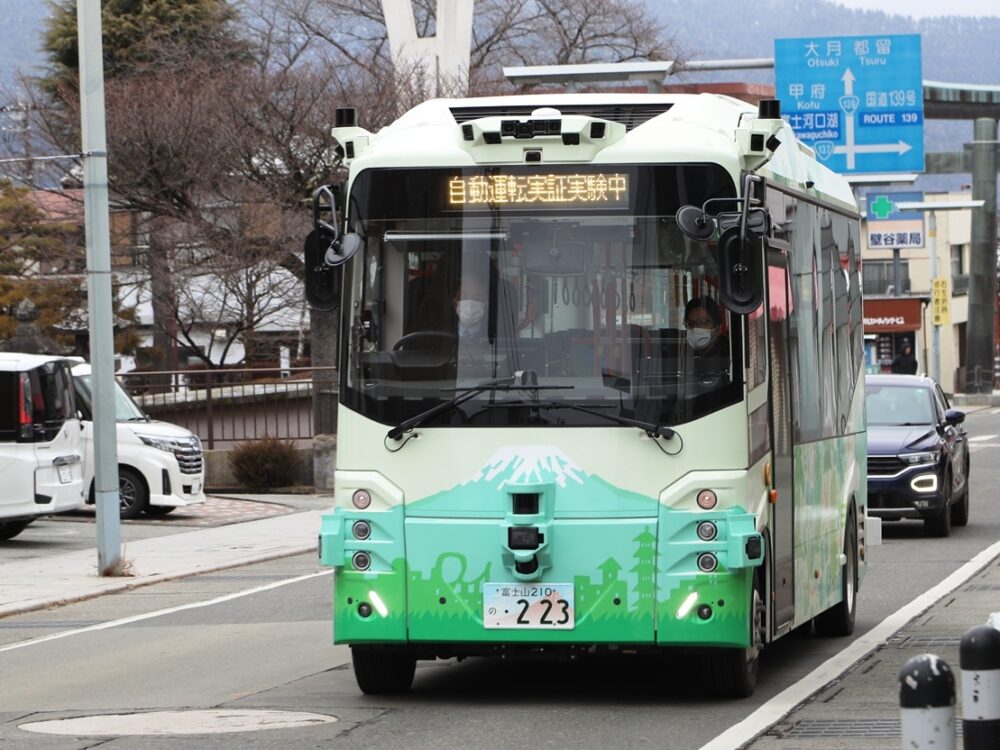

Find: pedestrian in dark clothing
891;344;918;375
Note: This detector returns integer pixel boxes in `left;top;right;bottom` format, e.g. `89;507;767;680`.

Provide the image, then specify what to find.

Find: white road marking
969;435;997;442
0;569;333;654
991;409;1000;415
699;539;1000;750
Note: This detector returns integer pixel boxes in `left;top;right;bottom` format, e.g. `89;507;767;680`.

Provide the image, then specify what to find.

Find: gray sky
832;0;1000;18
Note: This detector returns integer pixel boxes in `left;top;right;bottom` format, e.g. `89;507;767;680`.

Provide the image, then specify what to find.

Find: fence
118;366;335;449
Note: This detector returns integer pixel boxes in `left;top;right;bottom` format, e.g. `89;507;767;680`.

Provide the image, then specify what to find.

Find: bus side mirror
717;227;764;314
304;228;345;312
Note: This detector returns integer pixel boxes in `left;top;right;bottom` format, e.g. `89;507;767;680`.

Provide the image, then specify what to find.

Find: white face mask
686;327;713;351
456;299;485;327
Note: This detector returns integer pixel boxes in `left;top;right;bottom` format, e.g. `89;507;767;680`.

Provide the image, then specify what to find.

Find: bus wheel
351;646;416;695
709;568;764;699
815;508;857;637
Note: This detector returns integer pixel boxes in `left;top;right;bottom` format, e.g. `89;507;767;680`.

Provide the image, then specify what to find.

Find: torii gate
382;0;474;95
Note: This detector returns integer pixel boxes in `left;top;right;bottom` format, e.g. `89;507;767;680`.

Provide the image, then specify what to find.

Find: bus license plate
57;465;73;484
483;583;575;630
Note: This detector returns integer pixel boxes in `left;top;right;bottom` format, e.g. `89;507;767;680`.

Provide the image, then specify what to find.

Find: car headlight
898;450;939;466
136;434;194;454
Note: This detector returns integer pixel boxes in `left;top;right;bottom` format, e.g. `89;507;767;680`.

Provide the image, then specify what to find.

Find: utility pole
967;118;999;394
78;0;123;575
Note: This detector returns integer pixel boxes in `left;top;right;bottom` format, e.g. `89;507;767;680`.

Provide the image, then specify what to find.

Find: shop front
862;297;926;374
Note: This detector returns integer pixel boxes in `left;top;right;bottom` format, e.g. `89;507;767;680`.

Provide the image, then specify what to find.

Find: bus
313;93;867;698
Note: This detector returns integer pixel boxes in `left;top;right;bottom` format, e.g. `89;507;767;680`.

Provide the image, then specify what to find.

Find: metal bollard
898;653;955;750
960;624;1000;748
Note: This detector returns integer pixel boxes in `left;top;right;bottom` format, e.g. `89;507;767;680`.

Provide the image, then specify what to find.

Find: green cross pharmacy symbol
869;195;895;220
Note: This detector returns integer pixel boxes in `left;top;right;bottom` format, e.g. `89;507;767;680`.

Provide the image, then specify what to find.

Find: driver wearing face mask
683;296;730;376
453;273;489;340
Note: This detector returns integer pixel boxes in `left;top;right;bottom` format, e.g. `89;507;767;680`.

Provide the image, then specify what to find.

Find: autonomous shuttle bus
313;93;867;697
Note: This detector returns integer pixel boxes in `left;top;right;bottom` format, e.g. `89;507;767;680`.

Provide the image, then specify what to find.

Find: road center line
0;569;333;654
699;539;1000;750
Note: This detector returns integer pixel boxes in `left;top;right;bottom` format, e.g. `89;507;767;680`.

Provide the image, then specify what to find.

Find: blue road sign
774;34;925;174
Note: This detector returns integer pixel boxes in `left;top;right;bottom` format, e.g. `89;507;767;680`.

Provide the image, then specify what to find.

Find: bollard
898;653;955;750
960;624;1000;748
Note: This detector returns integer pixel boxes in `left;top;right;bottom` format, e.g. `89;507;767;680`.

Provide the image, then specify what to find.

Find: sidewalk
0;495;330;618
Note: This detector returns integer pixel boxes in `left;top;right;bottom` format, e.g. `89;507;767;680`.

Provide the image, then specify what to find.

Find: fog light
910;474;938;493
696;489;718;510
352;520;372;540
696;521;718;541
358;602;373;618
352;551;371;570
697;552;718;573
697;604;713;620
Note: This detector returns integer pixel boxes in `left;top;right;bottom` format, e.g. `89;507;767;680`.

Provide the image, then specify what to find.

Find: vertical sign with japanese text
774;34;925;174
932;277;950;325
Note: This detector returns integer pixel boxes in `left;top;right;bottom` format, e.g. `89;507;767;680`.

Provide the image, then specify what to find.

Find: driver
684;296;730;376
453;273;489;341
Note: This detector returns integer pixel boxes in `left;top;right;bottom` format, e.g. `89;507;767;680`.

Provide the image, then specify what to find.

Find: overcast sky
832;0;1000;18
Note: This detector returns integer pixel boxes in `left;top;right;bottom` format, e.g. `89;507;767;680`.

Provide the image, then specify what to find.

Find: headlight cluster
898;450;939;466
136;434;198;455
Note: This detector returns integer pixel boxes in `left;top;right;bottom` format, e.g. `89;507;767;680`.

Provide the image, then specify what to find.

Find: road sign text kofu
775;34;925;174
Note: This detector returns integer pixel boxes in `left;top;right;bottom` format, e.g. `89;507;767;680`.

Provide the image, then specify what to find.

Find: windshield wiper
533;402;676;439
386;373;573;441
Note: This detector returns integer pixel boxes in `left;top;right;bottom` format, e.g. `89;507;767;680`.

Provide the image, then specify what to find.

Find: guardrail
118;366;336;449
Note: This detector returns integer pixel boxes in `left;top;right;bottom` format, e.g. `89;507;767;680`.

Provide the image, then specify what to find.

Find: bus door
766;242;795;632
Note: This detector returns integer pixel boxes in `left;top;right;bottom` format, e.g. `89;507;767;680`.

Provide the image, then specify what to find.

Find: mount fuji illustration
408;445;659;514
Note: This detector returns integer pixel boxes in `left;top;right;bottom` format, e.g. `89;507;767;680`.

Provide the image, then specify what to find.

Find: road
1;407;999;748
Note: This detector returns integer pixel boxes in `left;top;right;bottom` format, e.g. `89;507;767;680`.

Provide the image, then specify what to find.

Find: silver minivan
0;353;85;540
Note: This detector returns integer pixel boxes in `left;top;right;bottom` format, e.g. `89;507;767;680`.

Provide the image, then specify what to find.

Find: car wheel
0;519;33;541
118;468;149;520
951;458;970;527
815;507;857;637
145;505;176;517
351;647;416;695
924;471;952;538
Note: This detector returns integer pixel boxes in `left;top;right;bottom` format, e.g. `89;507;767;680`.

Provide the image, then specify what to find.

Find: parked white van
0;353;85;540
71;362;206;519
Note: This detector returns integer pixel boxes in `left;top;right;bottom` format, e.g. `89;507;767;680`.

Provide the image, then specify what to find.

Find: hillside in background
0;0;49;90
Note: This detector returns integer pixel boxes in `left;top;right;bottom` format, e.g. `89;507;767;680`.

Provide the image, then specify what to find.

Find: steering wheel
392;330;458;352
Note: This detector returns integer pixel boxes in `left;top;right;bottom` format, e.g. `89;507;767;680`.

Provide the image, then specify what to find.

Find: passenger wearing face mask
683;296;730;376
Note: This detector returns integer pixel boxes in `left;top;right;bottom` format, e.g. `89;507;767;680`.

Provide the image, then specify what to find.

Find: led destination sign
447;173;629;208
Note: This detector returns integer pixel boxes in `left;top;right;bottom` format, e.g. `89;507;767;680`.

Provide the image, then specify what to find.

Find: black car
865;374;970;537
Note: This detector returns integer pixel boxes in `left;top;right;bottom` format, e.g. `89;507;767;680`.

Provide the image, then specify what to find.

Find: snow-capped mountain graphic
474;446;586;489
407;445;658;514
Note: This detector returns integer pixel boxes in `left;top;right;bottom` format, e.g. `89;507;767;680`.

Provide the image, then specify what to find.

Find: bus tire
708;567;764;698
351;647;416;695
815;507;857;637
0;519;33;541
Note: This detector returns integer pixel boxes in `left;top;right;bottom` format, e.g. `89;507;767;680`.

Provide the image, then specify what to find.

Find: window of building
862;260;910;296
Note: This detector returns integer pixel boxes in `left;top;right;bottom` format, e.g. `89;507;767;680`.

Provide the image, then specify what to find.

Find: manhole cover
20;709;337;736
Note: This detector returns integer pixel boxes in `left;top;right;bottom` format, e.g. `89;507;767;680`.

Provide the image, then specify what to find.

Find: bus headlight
696;489;718;510
352;520;372;540
352;551;372;570
697;552;718;573
352;489;372;509
696;521;718;541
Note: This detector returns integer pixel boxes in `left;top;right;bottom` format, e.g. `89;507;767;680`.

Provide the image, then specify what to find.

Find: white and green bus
313;93;867;698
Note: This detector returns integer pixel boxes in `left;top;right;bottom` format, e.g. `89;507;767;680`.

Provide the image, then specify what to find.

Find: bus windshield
341;164;743;430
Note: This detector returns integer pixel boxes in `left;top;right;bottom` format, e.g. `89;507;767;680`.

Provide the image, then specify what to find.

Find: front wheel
815;508;857;637
924;472;952;538
951;458;970;527
707;568;765;698
351;647;416;695
118;468;149;520
0;519;33;541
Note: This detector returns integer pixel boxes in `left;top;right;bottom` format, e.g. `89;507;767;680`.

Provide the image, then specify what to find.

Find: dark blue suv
865;374;970;537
